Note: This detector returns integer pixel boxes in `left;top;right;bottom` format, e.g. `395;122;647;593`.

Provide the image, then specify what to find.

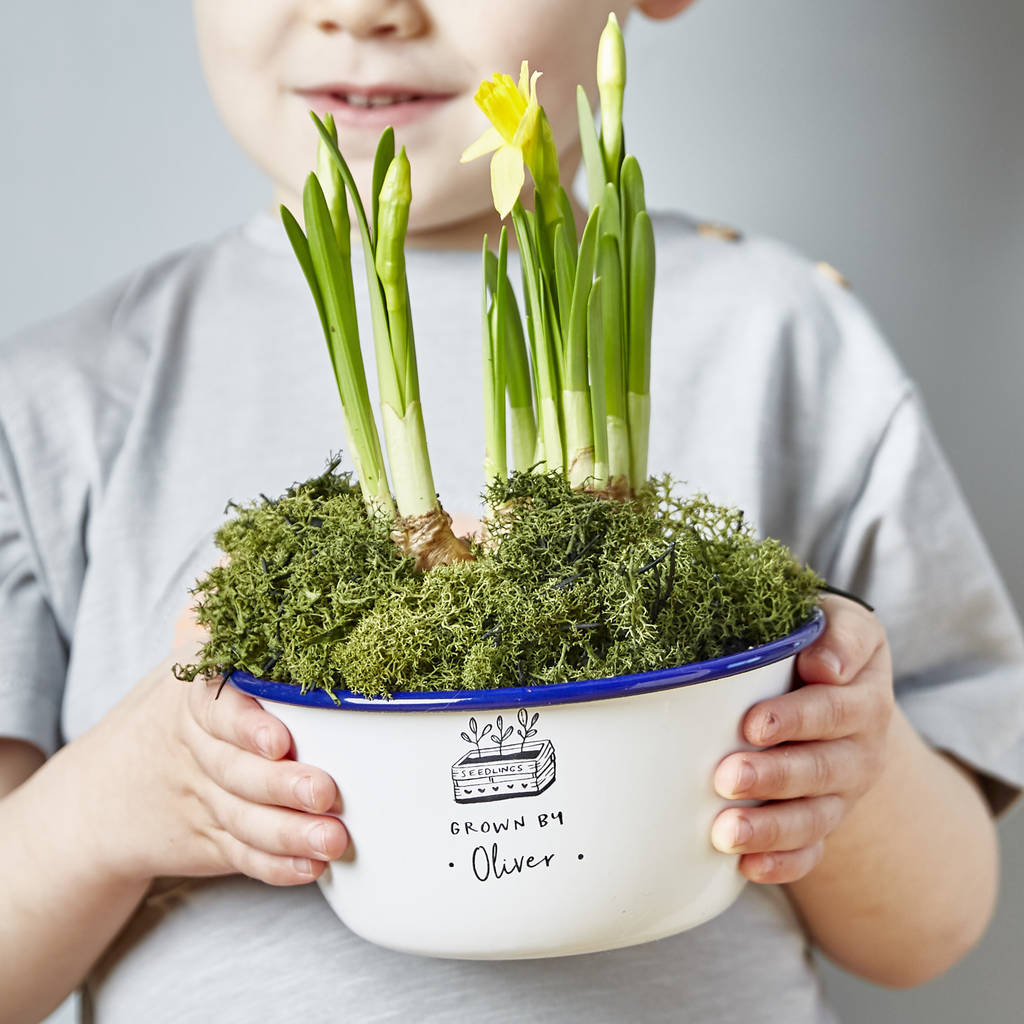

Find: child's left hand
710;594;895;884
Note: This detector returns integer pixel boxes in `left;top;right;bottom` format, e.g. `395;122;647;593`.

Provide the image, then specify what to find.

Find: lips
296;84;459;129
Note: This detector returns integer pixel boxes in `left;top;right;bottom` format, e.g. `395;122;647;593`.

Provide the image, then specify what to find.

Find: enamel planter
231;610;823;960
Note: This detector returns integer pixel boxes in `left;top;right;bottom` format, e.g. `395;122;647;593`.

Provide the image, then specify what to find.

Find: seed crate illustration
451;740;556;803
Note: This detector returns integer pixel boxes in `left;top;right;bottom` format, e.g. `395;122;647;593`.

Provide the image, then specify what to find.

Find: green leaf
620;156;646;228
597;233;625;420
310;113;372;238
564;208;600;392
303;176;365;399
310;114;397;415
619;155;645;329
587;277;609;479
302;173;390;514
512;201;564;471
511;204;549;397
598;181;628;377
556;186;578;254
542;271;564;385
598;181;621;245
627;210;655;486
532;187;558;295
628;211;655;398
493;228;509;479
597;230;630;489
482;232;508;484
553;221;576;348
301;170;363;420
577;85;607;211
370;126;395;252
315;113;351;260
485;246;536;472
280;205;328;339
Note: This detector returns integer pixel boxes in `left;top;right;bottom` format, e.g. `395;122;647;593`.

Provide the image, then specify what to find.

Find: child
1;1;1021;1021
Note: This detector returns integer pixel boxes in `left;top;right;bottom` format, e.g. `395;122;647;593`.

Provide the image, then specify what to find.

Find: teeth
342;93;417;108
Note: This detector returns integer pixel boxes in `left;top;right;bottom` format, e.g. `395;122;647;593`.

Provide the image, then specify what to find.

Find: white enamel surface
258;657;794;960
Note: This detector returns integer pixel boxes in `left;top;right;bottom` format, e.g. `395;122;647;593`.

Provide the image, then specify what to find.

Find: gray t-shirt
2;210;1022;1023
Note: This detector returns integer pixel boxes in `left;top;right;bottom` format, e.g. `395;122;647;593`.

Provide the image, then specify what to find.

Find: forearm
784;705;999;987
0;736;149;1024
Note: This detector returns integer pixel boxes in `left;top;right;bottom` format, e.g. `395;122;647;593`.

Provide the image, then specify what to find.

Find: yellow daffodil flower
461;60;559;218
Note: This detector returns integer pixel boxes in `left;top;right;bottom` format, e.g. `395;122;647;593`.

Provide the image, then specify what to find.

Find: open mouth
296;86;457;127
329;90;429;108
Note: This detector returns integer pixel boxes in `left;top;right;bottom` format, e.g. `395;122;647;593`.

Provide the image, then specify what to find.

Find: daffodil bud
597;12;626;183
374;147;412;300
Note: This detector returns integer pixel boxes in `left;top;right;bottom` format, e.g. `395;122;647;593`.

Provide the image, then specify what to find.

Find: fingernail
255;727;272;758
310;823;328;855
711;814;752;853
733;817;753;848
754;712;779;744
729;759;756;797
295;776;316;809
818;649;842;677
293;857;314;876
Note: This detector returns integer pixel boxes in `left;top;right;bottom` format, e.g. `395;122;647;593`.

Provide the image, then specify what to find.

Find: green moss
175;460;823;697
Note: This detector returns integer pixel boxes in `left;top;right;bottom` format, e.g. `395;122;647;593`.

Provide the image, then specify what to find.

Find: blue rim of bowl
228;607;824;712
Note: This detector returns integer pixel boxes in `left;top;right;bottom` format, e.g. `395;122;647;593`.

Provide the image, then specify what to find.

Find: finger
208;790;349;862
714;739;864;800
797;594;886;686
711;795;843;855
193;739;341;814
741;678;883;747
213;831;330;887
739;842;825;885
188;676;291;760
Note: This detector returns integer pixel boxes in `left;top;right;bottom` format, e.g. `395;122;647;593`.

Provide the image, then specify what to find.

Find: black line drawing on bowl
452;710;557;804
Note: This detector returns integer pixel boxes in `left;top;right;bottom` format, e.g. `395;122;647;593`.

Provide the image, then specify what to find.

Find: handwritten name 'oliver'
472;842;555;881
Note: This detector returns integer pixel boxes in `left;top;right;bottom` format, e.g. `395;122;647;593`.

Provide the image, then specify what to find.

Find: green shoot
597;234;629;492
482;229;508;485
283;175;393;521
485;248;537;473
628;210;655;486
576;85;607;210
311;114;441;521
512;200;565;472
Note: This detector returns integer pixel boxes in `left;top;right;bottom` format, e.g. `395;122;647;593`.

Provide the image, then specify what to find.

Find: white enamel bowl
230;610;822;960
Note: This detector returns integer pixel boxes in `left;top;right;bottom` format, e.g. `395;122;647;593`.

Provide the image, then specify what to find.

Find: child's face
194;0;686;247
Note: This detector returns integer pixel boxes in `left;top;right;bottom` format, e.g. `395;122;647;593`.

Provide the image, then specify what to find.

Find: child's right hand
81;601;349;888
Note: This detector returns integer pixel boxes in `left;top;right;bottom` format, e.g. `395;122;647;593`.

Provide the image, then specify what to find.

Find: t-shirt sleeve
825;386;1024;816
0;426;68;757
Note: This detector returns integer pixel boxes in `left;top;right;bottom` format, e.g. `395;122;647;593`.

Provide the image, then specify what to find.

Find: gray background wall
2;2;1020;1022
